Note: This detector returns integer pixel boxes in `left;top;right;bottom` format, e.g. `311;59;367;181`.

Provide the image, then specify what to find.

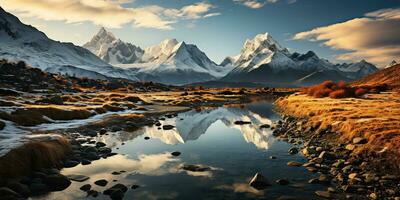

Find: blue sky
1;0;399;65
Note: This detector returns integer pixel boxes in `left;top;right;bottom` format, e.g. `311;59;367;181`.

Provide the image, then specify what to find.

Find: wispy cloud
233;0;295;9
0;0;220;30
233;0;267;9
293;8;400;66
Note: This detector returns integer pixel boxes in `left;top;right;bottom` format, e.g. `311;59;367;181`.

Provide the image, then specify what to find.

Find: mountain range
0;7;381;86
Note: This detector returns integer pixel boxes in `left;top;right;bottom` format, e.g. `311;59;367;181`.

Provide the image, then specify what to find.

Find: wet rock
171;151;181;157
8;182;30;197
131;185;140;189
260;124;270;129
269;156;277;159
104;184;128;200
99;128;107;135
144;136;150;140
84;146;98;153
318;151;335;161
155;122;161;126
288;147;299;155
352;137;367;144
315;191;332;198
0;121;5;130
87;190;99;197
29;183;49;195
308;178;319;184
348;173;358;179
64;160;79;168
276;179;290;185
80;184;91;192
98;147;112;154
0;187;21;199
287;161;302;167
318;174;331;184
94;179;108;187
43;174;71;191
112;171;121;175
162;125;175;130
234;121;251;125
96;142;106;147
249;173;271;190
81;159;91;165
302;147;316;156
327;187;336;193
369;192;378;200
181;164;211;172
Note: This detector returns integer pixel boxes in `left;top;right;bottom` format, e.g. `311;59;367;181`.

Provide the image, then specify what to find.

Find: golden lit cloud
233;0;283;9
293;8;400;66
0;0;220;30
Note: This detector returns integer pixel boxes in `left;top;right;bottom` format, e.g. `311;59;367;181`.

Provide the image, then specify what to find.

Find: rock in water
43;174;71;191
162;125;175;130
171;151;181;156
94;179;108;187
249;173;270;190
67;174;90;182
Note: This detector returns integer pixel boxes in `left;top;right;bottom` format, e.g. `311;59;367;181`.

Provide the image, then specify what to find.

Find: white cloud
0;0;219;30
293;8;400;66
233;0;283;9
234;0;267;9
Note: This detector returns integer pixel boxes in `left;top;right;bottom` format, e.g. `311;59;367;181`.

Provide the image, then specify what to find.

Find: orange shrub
302;81;390;99
355;88;368;96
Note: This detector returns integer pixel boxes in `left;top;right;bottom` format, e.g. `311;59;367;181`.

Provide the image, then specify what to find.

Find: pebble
249;173;271;190
94;179;108;187
352;137;367;144
171;151;181;156
287;161;302;167
80;184;91;192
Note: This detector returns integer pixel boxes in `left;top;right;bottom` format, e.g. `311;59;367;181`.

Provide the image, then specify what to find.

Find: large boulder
43;174;71;191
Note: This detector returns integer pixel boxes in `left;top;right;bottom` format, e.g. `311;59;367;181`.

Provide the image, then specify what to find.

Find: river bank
275;92;400;199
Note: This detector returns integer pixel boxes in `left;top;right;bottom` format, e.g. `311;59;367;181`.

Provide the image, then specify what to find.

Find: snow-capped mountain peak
83;27;143;64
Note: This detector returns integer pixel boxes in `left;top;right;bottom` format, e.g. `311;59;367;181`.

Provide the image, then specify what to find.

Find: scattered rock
234;121;251;125
131;185;140;189
104;184;128;200
144;136;150;140
87;190;99;197
276;179;290;185
269;156;277;159
94;179;108;187
64;160;79;168
96;142;106;147
43;174;71;191
81;159;91;165
260;124;270;129
162;125;175;130
112;171;121;175
8;182;30;197
99;128;107;135
171;151;181;156
287;161;302;167
0;187;21;198
80;184;91;192
345;144;355;151
315;191;332;198
249;173;271;190
352;137;367;144
288;147;299;155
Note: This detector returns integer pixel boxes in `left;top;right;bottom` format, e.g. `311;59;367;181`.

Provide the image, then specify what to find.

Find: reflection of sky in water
37;102;324;200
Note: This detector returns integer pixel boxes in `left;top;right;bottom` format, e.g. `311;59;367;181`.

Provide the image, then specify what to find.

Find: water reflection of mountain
144;105;276;149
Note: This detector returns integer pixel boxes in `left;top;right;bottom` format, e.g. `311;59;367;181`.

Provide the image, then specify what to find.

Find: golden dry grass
276;92;400;156
0;136;70;178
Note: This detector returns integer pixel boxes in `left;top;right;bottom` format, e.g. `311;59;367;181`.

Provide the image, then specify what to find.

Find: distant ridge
352;64;400;88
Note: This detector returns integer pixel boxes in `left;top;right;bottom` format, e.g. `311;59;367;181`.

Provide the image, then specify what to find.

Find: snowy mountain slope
222;32;378;85
0;7;139;81
115;38;233;85
385;60;398;69
83;28;143;64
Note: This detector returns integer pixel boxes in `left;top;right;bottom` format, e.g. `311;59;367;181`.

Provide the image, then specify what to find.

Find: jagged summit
83;27;143;64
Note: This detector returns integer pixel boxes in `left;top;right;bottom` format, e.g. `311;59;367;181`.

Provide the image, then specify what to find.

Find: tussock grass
0;136;70;178
276;93;400;163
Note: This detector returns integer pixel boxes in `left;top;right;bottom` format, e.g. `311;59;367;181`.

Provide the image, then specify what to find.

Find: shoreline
274;93;400;199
